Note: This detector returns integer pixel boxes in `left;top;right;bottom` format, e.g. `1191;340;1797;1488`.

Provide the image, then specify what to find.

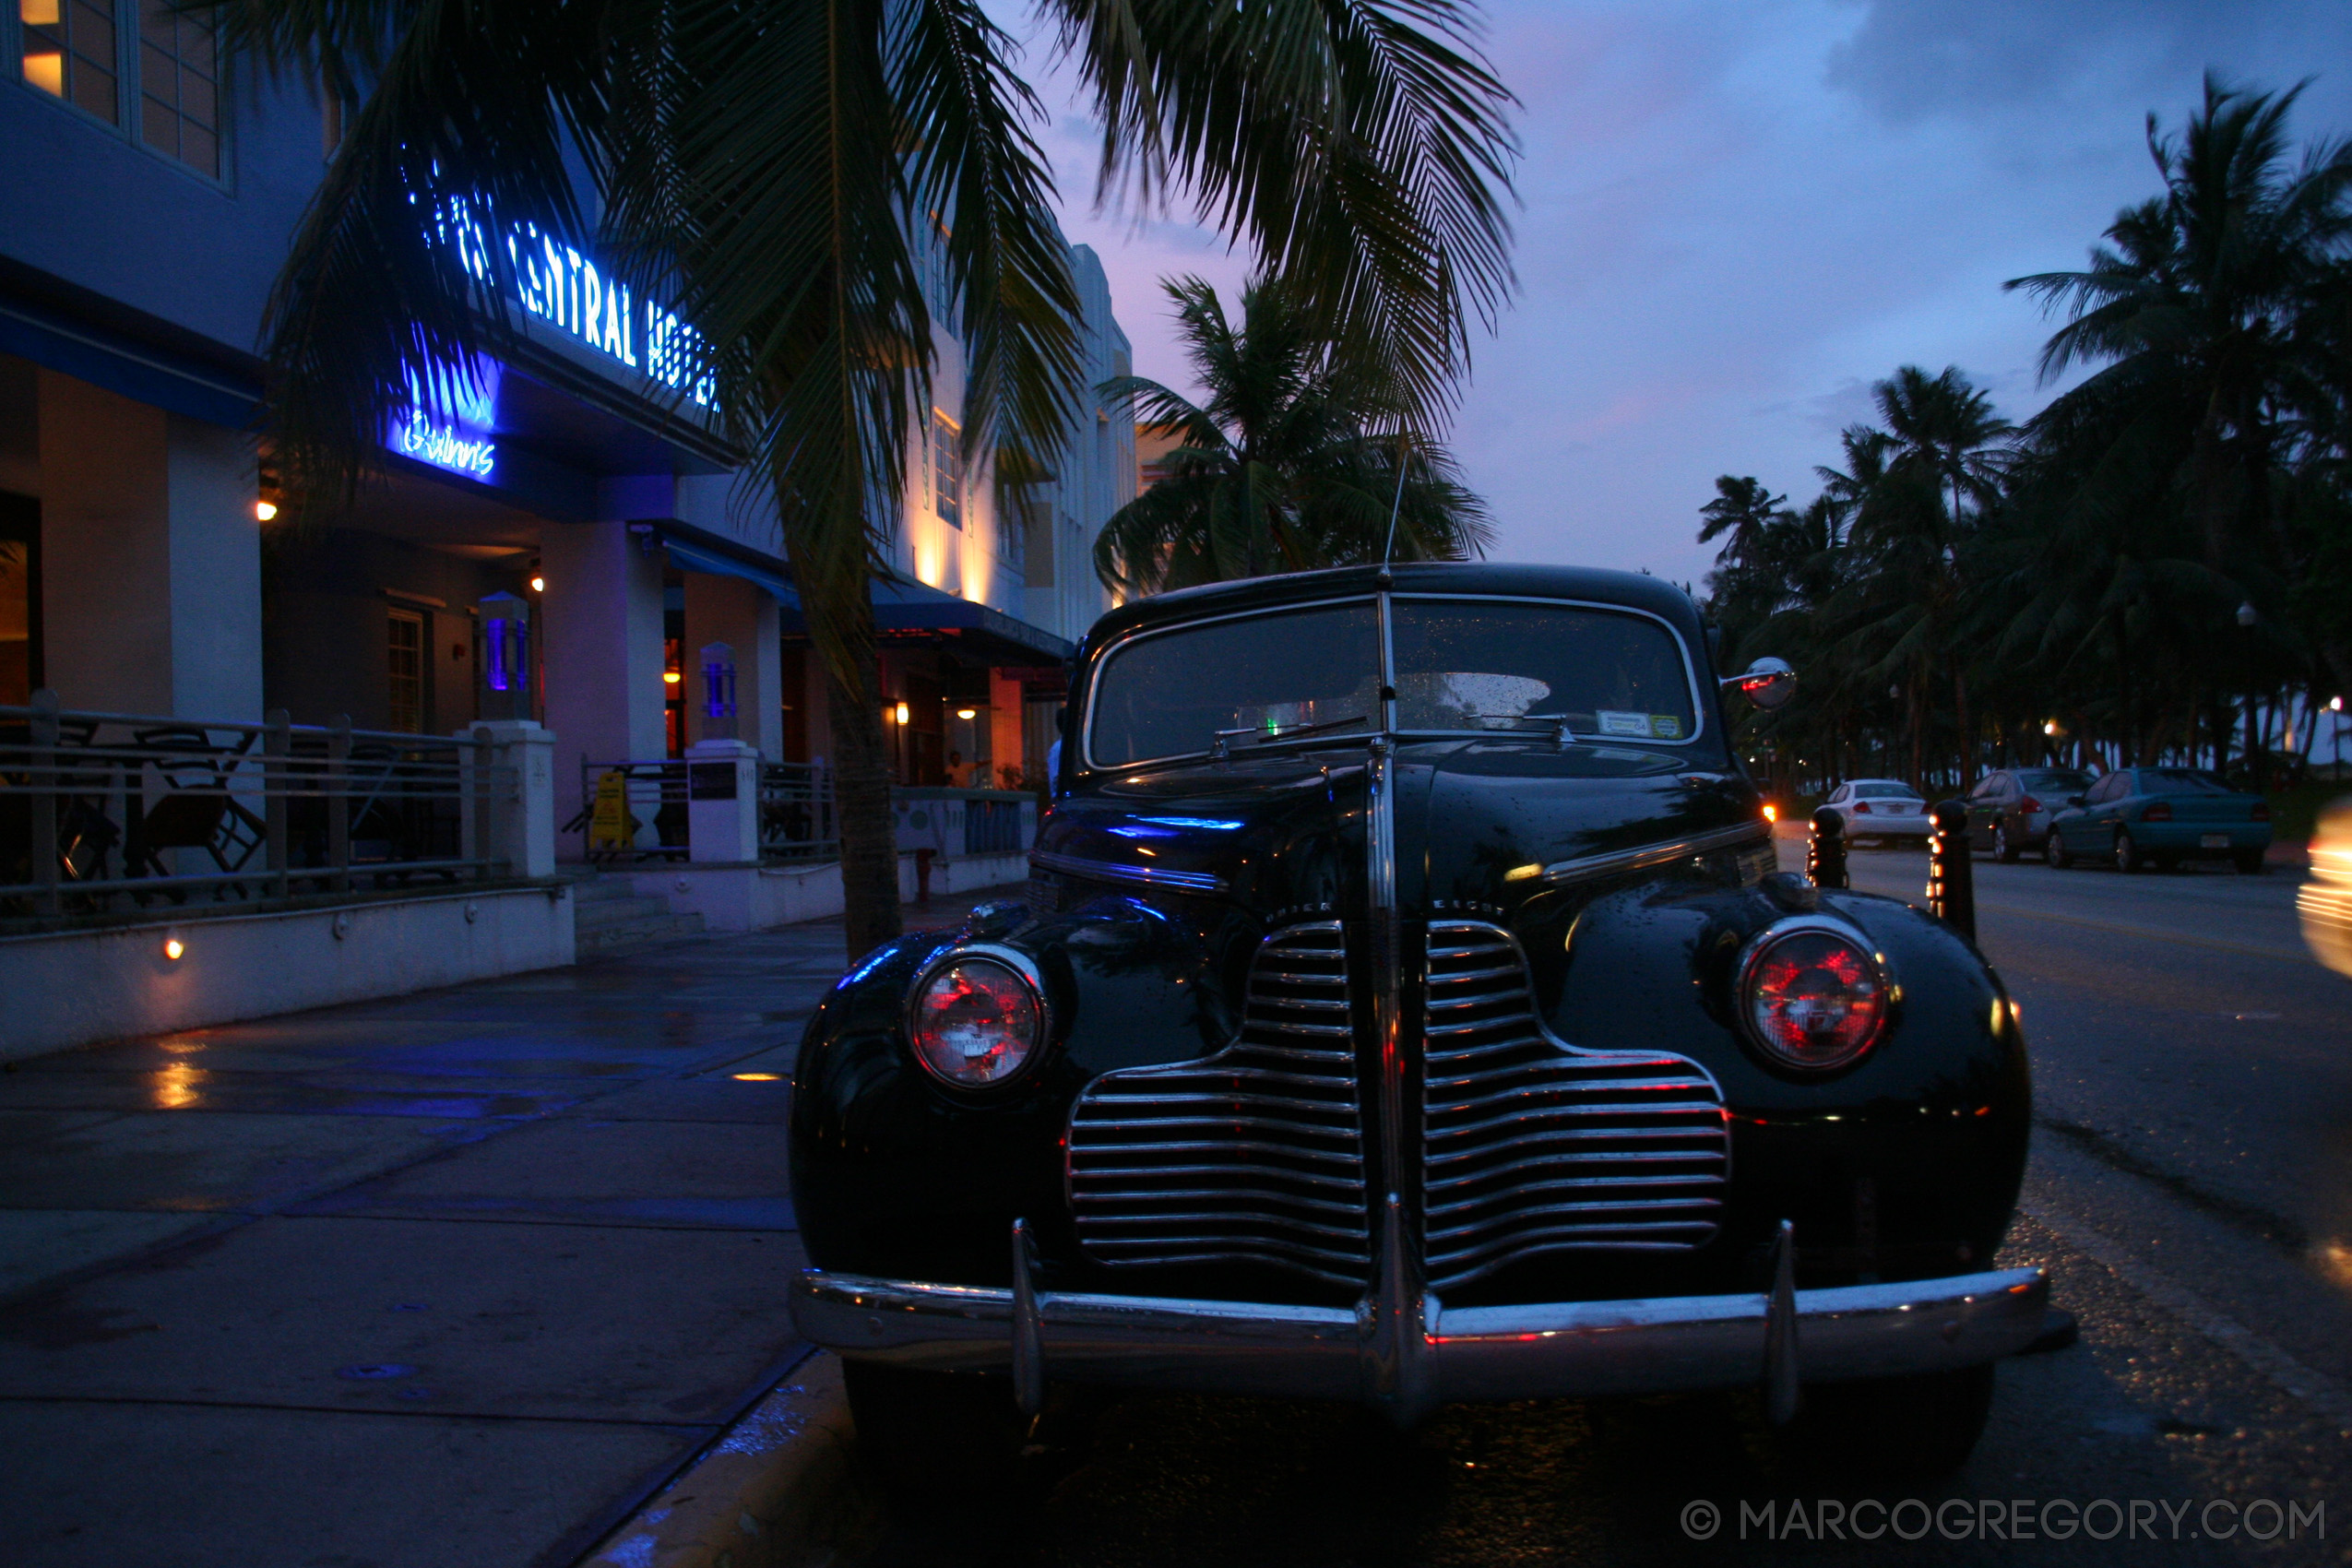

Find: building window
137;0;217;174
21;0;120;125
386;608;424;732
928;410;962;529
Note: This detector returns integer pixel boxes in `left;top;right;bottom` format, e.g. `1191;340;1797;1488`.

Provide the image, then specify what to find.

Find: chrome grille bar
1420;920;1729;1292
1067;922;1372;1288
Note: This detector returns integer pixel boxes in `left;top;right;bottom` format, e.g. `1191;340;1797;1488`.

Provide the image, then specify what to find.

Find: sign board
588;769;636;849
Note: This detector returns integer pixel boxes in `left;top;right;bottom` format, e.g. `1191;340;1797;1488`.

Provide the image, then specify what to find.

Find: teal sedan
2046;767;2273;873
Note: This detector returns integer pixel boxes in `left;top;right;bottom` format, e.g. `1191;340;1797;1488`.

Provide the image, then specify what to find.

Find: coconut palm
1094;277;1492;597
1695;476;1787;575
212;0;1519;957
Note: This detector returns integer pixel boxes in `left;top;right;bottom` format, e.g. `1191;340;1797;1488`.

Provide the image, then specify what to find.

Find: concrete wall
625;850;1028;933
0;885;577;1062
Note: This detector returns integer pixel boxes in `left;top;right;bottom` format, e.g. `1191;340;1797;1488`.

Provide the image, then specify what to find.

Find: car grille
1420;921;1728;1293
1065;921;1372;1288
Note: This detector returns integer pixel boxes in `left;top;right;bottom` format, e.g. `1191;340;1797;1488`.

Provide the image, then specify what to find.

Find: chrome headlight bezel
1731;914;1896;1075
902;943;1051;1091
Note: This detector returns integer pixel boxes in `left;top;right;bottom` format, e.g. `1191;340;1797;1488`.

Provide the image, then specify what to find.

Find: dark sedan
2046;767;2273;873
1963;766;2094;861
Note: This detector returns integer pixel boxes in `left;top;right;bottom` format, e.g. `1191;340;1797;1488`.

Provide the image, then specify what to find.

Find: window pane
1088;603;1380;766
179;119;215;175
387;612;424;732
69;59;113;116
131;0;217;172
23;0;121;122
140;93;173;150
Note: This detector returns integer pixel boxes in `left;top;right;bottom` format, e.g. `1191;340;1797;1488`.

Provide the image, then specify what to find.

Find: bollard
1808;806;1848;890
1927;799;1976;940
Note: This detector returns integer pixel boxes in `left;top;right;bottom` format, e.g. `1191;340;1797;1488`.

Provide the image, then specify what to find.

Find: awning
643;517;1074;668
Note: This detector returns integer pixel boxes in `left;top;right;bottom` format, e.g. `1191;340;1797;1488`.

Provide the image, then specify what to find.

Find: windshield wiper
1211;712;1370;760
1461;711;1581;749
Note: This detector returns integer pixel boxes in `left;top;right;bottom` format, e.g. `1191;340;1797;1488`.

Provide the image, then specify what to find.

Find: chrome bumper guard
789;1244;2049;1420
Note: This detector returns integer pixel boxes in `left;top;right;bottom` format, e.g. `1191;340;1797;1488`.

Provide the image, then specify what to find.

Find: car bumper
789;1265;2049;1408
2132;824;2271;851
1850;814;1932;839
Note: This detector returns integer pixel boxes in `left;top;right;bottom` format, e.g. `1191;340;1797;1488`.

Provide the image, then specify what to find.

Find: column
539;516;666;855
682;572;780;757
35;372;262;720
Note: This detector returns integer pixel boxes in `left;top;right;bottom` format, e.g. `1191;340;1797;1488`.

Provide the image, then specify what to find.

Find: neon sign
393;410;497;479
434;200;719;410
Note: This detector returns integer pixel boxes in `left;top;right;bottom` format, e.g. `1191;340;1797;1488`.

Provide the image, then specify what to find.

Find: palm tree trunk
1953;669;1973;793
822;593;905;962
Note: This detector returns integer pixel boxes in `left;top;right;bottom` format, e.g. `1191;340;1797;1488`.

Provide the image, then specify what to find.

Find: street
817;846;2352;1567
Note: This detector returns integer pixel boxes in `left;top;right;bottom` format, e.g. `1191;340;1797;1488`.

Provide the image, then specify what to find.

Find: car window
2086;775;2121;804
1969;774;2004;799
2017;769;2090;794
1853;783;1916;800
1087;601;1381;766
1389;600;1698;742
2137;767;2234;795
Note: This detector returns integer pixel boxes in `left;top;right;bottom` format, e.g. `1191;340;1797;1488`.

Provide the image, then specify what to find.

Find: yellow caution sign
588;769;636;849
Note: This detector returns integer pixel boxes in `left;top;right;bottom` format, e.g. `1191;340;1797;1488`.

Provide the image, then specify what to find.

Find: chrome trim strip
788;1265;2050;1404
1538;822;1771;886
1029;849;1229;895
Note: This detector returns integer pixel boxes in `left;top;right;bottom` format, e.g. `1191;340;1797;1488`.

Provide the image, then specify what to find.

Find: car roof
1847;778;1918;791
1079;562;1708;655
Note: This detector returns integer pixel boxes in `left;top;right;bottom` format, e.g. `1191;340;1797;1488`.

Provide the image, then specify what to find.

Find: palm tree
2006;77;2352;678
1093;277;1492;596
214;0;1519;958
1695;476;1787;574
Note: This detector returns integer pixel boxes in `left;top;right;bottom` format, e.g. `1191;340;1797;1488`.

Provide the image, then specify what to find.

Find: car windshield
1389;600;1697;741
2137;768;2235;795
1853;783;1918;800
1085;597;1701;767
2017;769;2090;792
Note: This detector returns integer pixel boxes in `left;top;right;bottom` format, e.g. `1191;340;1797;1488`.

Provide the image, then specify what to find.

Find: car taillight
2141;802;2172;822
1738;924;1889;1073
908;953;1044;1087
2251;802;2271;822
1851;800;1872;814
2018;795;2041;814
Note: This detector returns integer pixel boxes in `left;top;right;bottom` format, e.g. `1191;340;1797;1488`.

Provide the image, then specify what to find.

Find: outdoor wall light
895;702;910;725
254;501;279;522
529;574;545;593
956;707;977;720
162;936;185;961
663;671;682;684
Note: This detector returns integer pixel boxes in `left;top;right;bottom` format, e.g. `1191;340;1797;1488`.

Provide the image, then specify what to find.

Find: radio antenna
1380;434;1412;565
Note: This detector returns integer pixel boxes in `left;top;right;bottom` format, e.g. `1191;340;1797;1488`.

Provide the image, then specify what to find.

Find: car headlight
1736;920;1890;1073
907;946;1045;1088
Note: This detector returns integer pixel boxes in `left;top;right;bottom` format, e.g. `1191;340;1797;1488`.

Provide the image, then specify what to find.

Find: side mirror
1722;657;1796;711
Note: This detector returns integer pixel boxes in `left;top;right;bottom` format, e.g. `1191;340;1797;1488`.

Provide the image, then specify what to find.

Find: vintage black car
789;563;2045;1478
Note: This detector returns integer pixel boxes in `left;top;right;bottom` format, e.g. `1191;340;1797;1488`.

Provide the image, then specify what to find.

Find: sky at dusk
995;0;2352;588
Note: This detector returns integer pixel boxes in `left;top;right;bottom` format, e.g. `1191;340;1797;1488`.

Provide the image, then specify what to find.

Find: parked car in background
1820;778;1932;846
789;564;2044;1483
1964;767;2095;861
2046;767;2272;873
2301;797;2352;978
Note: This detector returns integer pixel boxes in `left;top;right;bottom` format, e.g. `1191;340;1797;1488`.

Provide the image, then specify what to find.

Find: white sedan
1821;778;1932;846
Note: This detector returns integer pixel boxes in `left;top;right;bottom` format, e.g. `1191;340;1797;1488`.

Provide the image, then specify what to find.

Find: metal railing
1;691;512;920
893;787;1038;859
571;759;839;864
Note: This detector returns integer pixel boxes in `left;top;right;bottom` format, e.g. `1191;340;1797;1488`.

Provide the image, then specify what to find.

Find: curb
581;1354;857;1568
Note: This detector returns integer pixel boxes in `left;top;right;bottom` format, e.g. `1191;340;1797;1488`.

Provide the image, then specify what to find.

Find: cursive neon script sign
394;410;497;479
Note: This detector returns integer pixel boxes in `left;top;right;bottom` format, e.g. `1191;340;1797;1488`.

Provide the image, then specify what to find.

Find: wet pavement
815;844;2352;1567
0;884;1016;1568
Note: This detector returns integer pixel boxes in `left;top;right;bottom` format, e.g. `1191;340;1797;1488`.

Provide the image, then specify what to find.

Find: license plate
2201;834;2228;849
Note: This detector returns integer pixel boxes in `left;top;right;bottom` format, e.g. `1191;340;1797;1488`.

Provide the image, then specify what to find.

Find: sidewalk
0;885;1015;1568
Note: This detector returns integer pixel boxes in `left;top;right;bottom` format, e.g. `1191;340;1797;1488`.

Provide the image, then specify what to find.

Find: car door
1967;773;2007;848
2075;774;2120;846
